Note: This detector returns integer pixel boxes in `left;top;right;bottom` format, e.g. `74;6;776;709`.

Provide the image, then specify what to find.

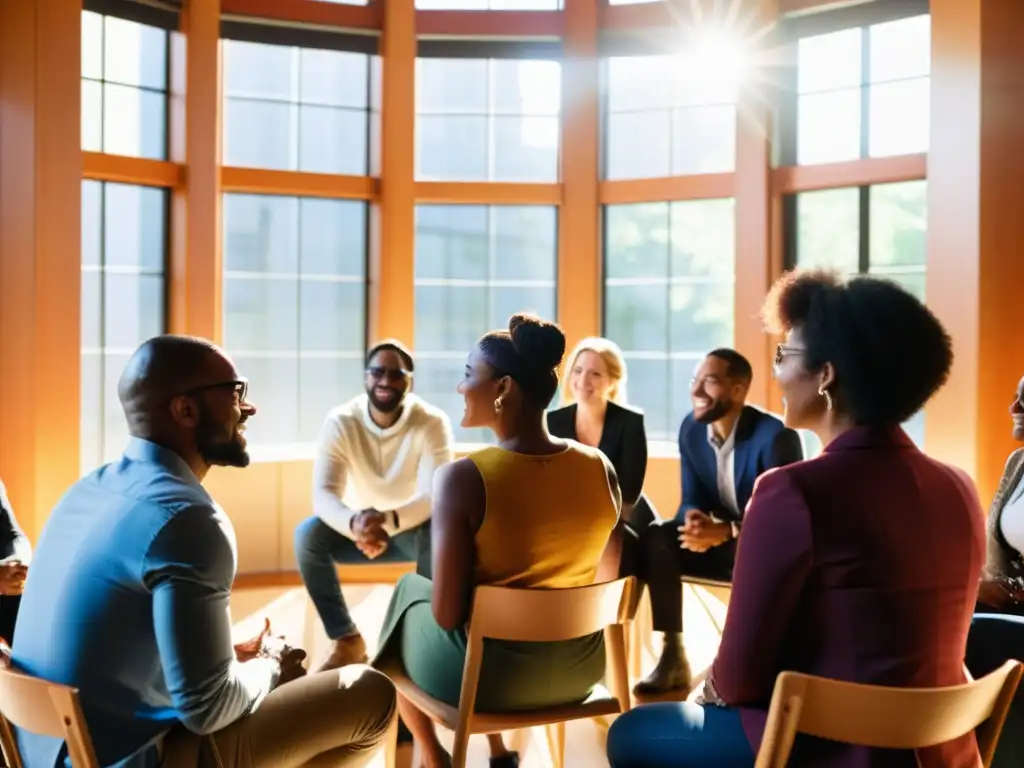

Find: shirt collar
707;418;739;452
123;437;205;489
358;393;416;437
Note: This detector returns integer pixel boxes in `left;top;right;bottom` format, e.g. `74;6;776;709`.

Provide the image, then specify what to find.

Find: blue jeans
607;702;753;767
966;613;1024;767
294;515;425;639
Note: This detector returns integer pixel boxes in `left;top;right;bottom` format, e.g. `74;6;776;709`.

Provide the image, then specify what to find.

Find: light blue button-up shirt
12;438;276;768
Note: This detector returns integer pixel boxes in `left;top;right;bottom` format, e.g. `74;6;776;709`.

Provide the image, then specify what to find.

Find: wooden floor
229;582;728;768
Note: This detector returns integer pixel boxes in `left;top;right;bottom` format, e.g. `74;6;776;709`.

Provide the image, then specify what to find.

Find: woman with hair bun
373;313;626;768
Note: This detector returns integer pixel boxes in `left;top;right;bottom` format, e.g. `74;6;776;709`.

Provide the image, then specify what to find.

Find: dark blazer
677;405;803;524
984;448;1024;595
712;426;986;768
547;401;647;508
0;480;29;563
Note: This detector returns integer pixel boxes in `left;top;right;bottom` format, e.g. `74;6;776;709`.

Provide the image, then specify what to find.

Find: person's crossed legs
294;515;423;671
635;519;734;695
607;701;753;767
163;665;397;768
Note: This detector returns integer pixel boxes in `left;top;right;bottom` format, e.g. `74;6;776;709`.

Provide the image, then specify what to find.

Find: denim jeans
607;702;753;767
294;515;425;639
966;613;1024;767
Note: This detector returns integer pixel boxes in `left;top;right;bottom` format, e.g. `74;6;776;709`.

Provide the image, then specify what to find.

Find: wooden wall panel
926;0;1024;506
557;0;602;350
0;0;82;540
372;0;417;346
170;0;223;341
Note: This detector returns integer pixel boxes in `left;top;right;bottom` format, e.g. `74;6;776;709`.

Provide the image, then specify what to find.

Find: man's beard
196;408;250;468
693;399;730;425
367;385;403;414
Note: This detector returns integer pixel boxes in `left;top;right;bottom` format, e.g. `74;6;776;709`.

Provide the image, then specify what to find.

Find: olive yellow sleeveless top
466;441;619;589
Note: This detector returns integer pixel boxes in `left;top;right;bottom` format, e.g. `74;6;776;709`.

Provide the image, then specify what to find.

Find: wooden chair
0;665;99;768
379;576;638;768
755;660;1024;768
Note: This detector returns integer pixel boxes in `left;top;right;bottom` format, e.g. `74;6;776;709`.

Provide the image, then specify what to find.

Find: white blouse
999;475;1024;555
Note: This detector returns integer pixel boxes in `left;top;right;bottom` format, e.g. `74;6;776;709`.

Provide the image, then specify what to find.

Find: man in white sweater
295;340;454;671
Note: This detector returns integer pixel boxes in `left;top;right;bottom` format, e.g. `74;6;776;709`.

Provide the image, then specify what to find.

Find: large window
222;194;368;449
81;181;168;473
414;205;558;443
604;199;736;443
792;179;927;443
414;0;561;10
795;14;930;165
223;41;379;176
604;54;737;179
415;58;561;182
81;11;168;159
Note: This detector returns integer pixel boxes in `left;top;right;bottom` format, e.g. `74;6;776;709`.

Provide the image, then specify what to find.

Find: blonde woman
547;337;651;527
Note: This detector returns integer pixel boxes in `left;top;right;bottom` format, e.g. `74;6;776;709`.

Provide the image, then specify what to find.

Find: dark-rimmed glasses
184;379;249;405
366;366;411;382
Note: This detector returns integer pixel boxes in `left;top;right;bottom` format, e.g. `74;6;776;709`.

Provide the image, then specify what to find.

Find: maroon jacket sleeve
711;468;814;705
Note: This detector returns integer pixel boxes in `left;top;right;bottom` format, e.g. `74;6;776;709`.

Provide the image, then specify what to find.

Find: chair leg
543;722;566;768
451;728;470;768
383;713;399;768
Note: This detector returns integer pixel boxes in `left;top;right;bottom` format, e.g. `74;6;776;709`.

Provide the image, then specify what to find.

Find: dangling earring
493;397;504;414
818;386;833;411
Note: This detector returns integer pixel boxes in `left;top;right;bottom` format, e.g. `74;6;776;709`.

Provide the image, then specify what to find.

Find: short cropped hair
366;339;414;372
707;348;753;386
762;269;952;426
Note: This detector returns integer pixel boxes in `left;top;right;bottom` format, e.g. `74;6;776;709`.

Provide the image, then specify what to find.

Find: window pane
103;16;167;89
797;89;861;165
606;111;672;180
298;49;369;108
82;11;103;81
606;53;735;180
416;116;488;181
671;105;736;175
415;59;561;182
795;188;860;272
870;181;927;269
491;116;559;182
298;105;368;175
416;0;560;8
223;195;368;448
222;41;373;175
104;184;166;270
797;28;862;93
868;78;930;157
605;199;735;442
81;11;168;160
80;182;167;475
870;15;930;83
868;269;926;304
224;100;296;171
414;204;558;442
102;83;167;159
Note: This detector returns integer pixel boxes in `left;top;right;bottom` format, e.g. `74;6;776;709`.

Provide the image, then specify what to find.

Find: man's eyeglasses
184;379;249;405
366;366;411;382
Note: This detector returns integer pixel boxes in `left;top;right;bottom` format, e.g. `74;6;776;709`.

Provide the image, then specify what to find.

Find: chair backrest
755;660;1024;768
467;576;635;644
0;666;99;768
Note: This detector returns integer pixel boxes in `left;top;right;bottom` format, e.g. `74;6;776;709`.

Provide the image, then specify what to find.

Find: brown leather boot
315;632;369;673
632;633;692;696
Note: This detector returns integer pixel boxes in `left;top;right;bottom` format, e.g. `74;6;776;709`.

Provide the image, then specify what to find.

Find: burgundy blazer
711;425;986;768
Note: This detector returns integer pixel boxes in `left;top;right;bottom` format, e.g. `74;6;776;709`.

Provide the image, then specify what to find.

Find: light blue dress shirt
12;438;277;768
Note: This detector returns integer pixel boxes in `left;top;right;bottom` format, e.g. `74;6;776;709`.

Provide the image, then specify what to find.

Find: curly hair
762;269;952;426
479;313;566;409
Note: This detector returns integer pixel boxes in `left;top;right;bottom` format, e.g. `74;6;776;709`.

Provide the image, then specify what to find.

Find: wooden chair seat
381;662;622;732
